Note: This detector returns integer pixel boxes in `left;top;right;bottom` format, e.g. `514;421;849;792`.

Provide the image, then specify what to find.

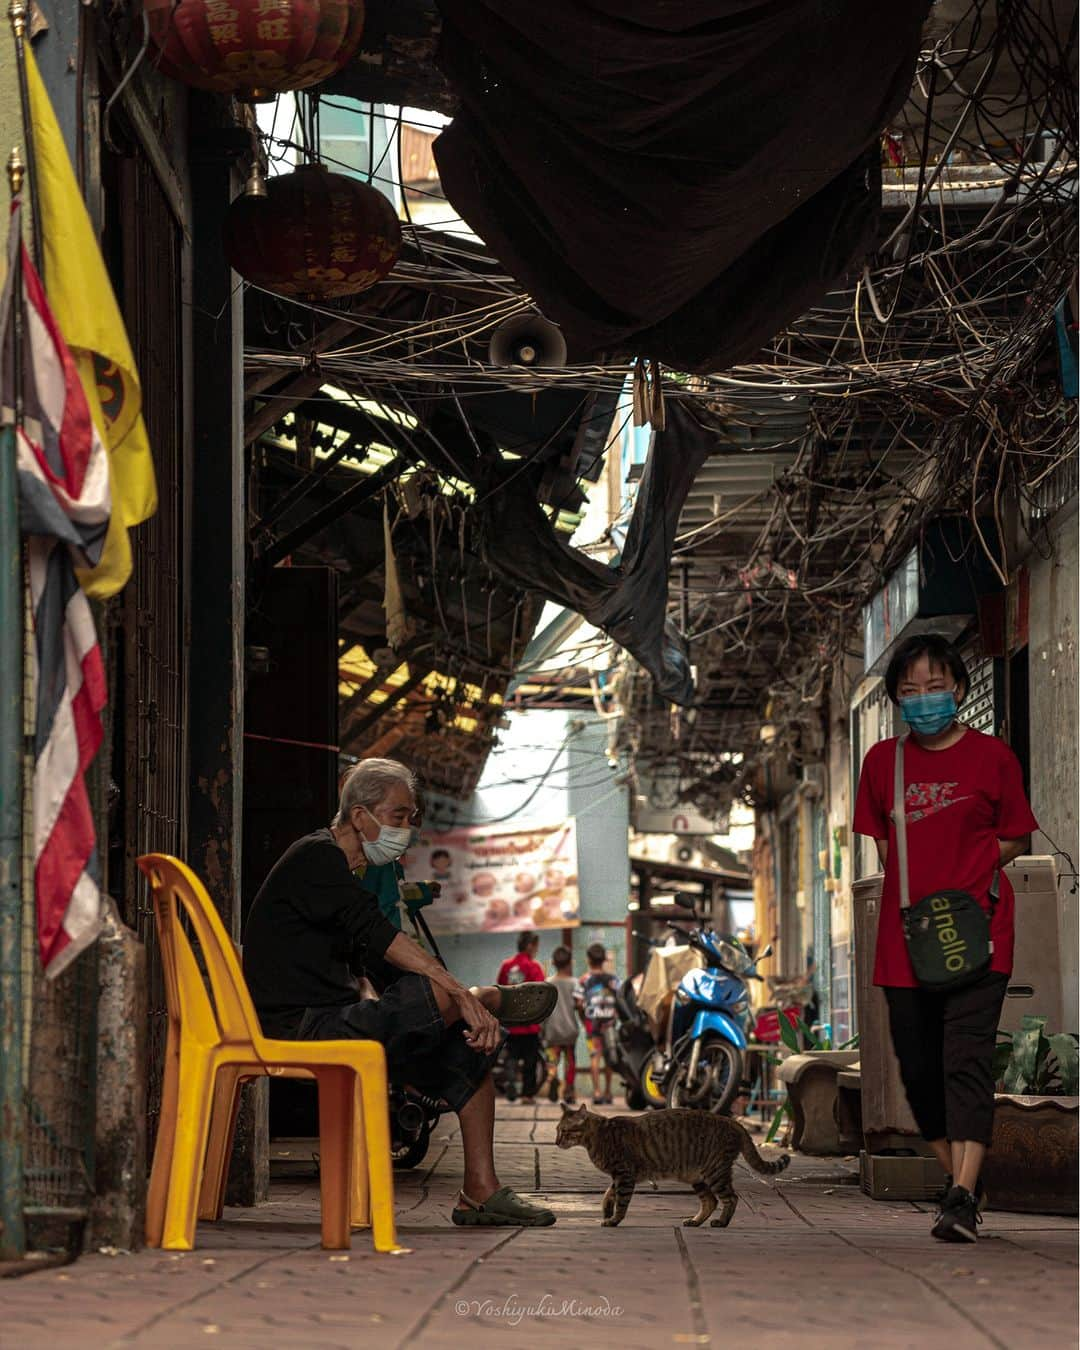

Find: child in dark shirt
576;942;618;1105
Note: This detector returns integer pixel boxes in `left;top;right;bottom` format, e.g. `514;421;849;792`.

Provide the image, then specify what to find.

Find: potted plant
982;1015;1079;1215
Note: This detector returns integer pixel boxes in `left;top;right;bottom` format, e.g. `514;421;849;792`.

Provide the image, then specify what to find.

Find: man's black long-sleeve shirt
243;829;400;1036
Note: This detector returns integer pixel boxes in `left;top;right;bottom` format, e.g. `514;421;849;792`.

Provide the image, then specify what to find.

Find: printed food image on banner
411;820;580;934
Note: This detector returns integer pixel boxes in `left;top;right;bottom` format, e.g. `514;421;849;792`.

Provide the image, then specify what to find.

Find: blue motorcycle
660;921;772;1114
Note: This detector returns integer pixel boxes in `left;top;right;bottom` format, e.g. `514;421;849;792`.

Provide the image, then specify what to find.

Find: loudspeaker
488;312;567;368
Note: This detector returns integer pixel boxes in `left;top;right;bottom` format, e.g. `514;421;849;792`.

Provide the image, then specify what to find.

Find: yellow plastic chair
138;853;404;1254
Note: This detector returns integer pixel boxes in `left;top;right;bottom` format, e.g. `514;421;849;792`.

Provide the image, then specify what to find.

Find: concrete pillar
90;896;147;1250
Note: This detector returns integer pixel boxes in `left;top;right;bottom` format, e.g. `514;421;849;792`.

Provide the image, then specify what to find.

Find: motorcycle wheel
666;1038;742;1115
493;1043;550;1100
392;1124;432;1170
641;1059;668;1109
625;1084;647;1111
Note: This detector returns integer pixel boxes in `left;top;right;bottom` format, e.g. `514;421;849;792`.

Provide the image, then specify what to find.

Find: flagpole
7;0;44;275
0;148;27;1261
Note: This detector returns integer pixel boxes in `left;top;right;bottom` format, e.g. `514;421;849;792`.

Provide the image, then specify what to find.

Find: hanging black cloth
478;398;717;705
434;0;931;372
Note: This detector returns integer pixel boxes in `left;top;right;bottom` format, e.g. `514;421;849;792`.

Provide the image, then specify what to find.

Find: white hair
334;758;417;826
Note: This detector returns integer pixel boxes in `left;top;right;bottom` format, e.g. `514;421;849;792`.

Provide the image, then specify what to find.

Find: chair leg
356;1062;404;1253
198;1067;246;1222
351;1076;371;1229
316;1068;354;1250
160;1052;218;1251
146;1032;182;1248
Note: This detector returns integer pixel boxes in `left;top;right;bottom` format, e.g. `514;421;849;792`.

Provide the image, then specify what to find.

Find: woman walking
853;634;1036;1243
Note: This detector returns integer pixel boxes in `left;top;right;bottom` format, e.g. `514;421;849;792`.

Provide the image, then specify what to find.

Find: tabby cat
554;1102;790;1227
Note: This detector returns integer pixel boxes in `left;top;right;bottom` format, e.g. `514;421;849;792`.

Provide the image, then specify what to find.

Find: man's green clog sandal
493;982;558;1026
451;1186;556;1227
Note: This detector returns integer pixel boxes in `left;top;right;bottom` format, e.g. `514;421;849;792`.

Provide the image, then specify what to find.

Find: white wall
420;710;631;999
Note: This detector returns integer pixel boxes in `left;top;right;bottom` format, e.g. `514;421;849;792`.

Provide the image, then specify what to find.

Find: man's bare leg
457;1073;499;1205
425;980;502;1205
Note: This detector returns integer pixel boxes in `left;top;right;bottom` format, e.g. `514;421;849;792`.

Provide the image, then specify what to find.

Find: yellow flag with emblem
26;49;156;598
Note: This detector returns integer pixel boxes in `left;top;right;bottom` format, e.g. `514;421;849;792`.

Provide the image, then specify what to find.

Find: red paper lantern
223;163;402;300
143;0;365;102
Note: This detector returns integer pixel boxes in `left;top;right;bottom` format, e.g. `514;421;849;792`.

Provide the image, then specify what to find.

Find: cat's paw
682;1218;704;1227
709;1218;732;1228
600;1217;622;1227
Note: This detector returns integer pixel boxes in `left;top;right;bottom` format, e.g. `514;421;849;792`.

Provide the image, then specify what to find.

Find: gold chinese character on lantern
255;17;290;40
253;0;284;13
205;0;240;19
209;21;241;42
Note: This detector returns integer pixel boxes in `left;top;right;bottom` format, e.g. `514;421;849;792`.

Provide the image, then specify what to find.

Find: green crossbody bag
892;734;995;992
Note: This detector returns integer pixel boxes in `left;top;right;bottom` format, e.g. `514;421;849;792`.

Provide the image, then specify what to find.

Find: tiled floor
0;1099;1074;1348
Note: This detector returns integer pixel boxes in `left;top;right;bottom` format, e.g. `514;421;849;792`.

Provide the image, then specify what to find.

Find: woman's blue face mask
899;690;958;736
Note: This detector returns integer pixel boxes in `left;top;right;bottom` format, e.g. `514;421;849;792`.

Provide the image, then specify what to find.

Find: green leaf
1009;1024;1042;1091
777;1014;801;1054
766;1099;791;1143
1048;1034;1079;1096
1020;1014;1049;1032
1033;1028;1052;1091
837;1033;861;1050
992;1039;1014;1086
796;1019;823;1050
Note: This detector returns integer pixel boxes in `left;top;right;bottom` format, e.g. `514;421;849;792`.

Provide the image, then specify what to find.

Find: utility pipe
0;149;26;1260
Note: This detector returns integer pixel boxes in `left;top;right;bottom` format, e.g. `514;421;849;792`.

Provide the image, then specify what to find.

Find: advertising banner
412;819;580;934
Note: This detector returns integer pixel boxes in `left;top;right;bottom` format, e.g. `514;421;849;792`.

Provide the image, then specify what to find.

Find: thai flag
1;199;109;976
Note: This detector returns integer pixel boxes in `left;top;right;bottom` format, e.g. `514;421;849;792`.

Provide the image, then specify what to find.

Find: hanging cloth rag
478;397;715;704
382;494;414;651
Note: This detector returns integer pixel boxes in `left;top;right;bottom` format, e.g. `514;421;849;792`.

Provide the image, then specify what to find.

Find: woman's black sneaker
931;1185;982;1242
933;1175;986;1216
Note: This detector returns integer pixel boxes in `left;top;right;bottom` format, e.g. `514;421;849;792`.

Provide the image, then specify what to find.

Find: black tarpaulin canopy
479;398;719;705
434;0;932;371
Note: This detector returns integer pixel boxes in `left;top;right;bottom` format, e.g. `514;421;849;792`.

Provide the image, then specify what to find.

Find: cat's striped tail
739;1124;791;1176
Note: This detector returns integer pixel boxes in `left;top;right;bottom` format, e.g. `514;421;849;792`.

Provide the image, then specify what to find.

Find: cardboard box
860;1151;946;1201
638;943;703;1024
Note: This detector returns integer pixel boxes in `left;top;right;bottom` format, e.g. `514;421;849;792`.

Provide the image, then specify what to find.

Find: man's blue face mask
899;690;958;736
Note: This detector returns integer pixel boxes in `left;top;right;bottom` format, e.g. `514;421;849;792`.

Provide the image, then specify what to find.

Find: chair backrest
138;853;263;1049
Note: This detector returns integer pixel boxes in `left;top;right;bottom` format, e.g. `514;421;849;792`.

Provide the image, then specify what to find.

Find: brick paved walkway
1;1100;1075;1349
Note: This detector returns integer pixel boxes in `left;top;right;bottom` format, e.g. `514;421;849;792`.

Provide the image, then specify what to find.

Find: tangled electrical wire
245;1;1077;809
614;0;1078;810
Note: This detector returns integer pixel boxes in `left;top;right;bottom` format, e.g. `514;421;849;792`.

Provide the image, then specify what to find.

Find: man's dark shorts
288;974;500;1113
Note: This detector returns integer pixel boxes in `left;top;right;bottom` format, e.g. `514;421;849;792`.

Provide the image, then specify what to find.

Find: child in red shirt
854;634;1036;1245
496;932;547;1104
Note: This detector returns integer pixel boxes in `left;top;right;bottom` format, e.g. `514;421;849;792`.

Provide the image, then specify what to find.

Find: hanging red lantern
143;0;365;102
223;163;402;300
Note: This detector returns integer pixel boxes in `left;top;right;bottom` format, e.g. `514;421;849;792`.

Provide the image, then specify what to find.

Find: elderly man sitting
243;758;558;1227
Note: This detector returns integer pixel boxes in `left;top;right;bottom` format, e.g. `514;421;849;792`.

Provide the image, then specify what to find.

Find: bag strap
411;908;447;968
893;732;998;938
893;733;911;910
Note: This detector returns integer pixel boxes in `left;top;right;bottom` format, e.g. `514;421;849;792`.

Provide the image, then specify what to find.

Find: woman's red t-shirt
853;728;1038;988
